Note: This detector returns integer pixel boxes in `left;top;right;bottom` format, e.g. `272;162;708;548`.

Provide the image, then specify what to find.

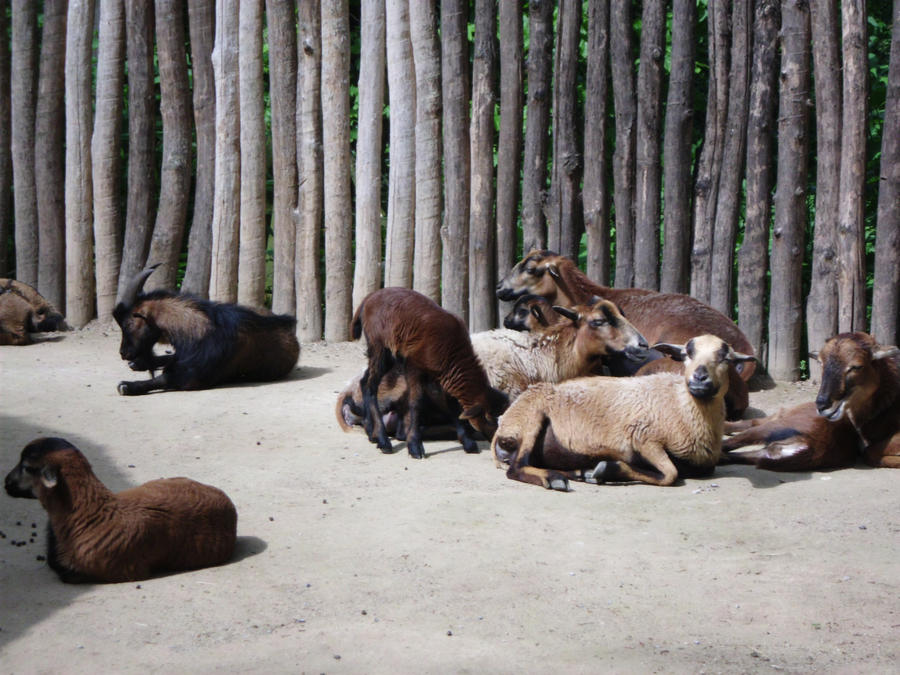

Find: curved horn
551;306;580;323
116;264;160;308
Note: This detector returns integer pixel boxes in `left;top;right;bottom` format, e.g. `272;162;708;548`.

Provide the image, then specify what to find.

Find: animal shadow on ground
232;536;268;562
714;463;813;488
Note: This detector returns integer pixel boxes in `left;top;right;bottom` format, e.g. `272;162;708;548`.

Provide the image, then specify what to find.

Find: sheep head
4;437;80;499
653;335;755;401
496;249;575;305
553;298;650;366
812;332;899;422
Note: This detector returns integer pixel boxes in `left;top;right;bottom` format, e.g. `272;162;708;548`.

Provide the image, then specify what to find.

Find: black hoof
117;382;131;396
407;441;425;459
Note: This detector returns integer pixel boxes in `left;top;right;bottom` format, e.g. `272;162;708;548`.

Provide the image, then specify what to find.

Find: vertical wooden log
64;0;96;326
768;0;810;381
321;0;352;341
35;0;67;307
119;1;157;299
521;0;552;252
469;0;497;331
806;0;841;374
738;0;780;359
610;0;637;288
836;0;867;333
440;0;470;320
871;0;900;346
410;0;442;303
496;0;523;302
633;0;664;290
0;5;10;277
691;0;729;304
384;0;416;289
296;0;323;340
91;0;126;320
146;0;192;293
267;0;299;315
11;0;38;286
583;0;610;284
547;0;582;263
182;0;216;297
352;0;385;308
710;0;752;317
210;0;241;302
660;0;696;295
237;0;266;307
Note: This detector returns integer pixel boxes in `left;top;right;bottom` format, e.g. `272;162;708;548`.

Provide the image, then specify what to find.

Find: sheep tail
350;299;365;340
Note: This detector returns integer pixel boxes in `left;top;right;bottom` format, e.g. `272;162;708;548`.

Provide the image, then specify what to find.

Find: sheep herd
4;250;899;584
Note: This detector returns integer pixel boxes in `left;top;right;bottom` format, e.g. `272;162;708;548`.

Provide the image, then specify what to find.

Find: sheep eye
23;465;39;475
527;267;544;277
846;364;862;373
589;319;607;328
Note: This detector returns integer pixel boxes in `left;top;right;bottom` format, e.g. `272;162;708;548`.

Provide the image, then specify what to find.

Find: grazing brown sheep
723;333;900;470
351;287;508;458
5;438;237;583
496;250;756;382
492;335;755;490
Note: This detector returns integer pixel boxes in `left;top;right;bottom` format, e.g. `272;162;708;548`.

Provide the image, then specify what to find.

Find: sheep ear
872;345;900;361
552;306;579;323
40;466;58;489
547;264;560;280
808;350;820;362
530;305;549;326
728;351;757;364
652;342;686;361
459;405;484;420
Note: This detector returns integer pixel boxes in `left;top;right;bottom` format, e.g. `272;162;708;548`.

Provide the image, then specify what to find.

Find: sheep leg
117;372;171;395
862;433;900;468
503;416;576;491
403;369;427;459
599;442;680;486
361;348;394;451
445;397;480;454
45;526;92;583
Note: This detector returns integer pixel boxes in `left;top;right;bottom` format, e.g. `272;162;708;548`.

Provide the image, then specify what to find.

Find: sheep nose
637;335;649;349
815;393;831;412
692;367;710;384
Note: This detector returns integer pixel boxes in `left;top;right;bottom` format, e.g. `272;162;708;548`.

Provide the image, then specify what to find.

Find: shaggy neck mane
859;354;900;434
555;259;616;303
143;296;212;343
439;349;492;409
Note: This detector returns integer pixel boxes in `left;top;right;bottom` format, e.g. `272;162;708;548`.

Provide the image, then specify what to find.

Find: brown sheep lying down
723;332;900;471
492;335;755;490
5;438;237;583
0;278;68;345
496;250;757;382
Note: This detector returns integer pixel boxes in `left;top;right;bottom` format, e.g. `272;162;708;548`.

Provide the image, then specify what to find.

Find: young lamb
491;335;755;490
0;279;68;345
502;294;567;332
4;437;237;583
496;250;757;382
723;332;900;470
470;297;650;399
351;287;509;458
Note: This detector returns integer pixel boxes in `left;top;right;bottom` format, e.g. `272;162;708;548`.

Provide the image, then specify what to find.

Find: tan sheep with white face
492;335;755;490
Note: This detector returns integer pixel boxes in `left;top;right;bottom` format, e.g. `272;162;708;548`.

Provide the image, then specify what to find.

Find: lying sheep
114;265;300;395
492;335;756;490
0;278;68;345
471;297;650;399
723;332;900;470
351;287;508;458
4;437;237;583
496;250;757;383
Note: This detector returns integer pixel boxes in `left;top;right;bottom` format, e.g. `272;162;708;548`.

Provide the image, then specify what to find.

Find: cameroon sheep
635;345;749;420
0;279;67;345
351;287;509;459
502;294;567;332
471;298;651;399
496;250;757;382
492;335;756;490
114;265;300;395
723;332;900;470
336;366;463;441
4;437;237;583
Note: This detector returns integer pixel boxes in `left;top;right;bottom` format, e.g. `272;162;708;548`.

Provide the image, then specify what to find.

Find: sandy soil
1;325;898;674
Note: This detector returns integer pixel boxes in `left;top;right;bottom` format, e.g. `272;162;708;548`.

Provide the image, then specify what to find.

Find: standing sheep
4;437;237;583
351;288;508;458
492;335;755;490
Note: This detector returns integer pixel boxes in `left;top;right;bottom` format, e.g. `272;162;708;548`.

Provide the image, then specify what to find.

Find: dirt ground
1;324;898;674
